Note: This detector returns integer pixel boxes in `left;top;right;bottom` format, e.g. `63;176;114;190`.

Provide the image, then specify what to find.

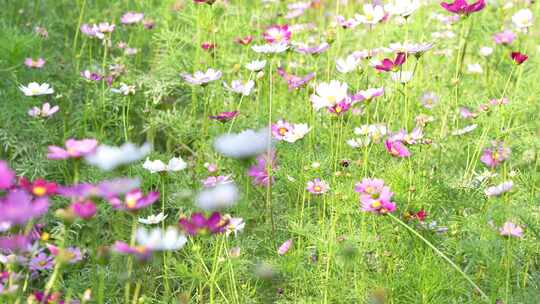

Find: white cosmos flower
336;55;360;74
512;9;533;29
223;215;245;237
85;142;151;171
391;71;413;83
283;123;311;143
384;0;420;17
143;157;187;173
195;183;240;210
310;80;349;111
214;128;273;159
485;181;513;197
181;69;222;85
136;226;187;251
19;82;54;96
139;212;168;225
246;60;267;71
252;43;289;54
466;63;483;74
223;80;255;96
355;4;385;25
479;47;493;57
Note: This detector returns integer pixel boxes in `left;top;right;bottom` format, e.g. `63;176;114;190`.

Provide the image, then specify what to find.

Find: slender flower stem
388;213;490;302
124;217;138;304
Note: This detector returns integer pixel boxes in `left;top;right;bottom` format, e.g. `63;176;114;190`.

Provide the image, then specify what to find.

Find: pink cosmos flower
278;239;292;255
70;200;97;219
0;190;48;226
492;30;516;45
28;102;59;118
19;177;57;197
107;189;159;211
375;52;406;72
355;178;396;214
336;15;360;29
81;70;102;81
276;67;314;90
248;152;277;187
440;0;485;15
47;139;98;160
263;25;292;44
499;221;523;238
384;140;411;158
480;141;510;168
511;51;528;65
234;36;253;45
113;241;152;260
24;58;45;69
209;111;238;122
121;12;144;25
0;161;15;190
271;120;294;140
351;87;384;103
295;42;329;55
306;178;329;194
202;175;232;188
201;41;216;51
178;212;229;235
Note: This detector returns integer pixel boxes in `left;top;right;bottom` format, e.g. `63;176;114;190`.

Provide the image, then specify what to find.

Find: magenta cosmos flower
263;25;292;44
70;200;97;219
19;177;57;197
480;141;510;168
178;212;229;235
276;67;314;91
384;140;411;158
355;178;396;214
306;178;330;195
440;0;485;15
47;139;98;160
375;52;406;72
0;161;15;190
235;36;253;45
0;234;31;252
107;189;159;211
248;152;277;187
0;190;48;225
209;111;238;122
511;51;528;65
113;241;152;260
492;30;516;45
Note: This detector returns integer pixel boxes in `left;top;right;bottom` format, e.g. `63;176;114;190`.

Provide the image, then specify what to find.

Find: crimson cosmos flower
440;0;485;15
511;51;528;65
375;52;406;72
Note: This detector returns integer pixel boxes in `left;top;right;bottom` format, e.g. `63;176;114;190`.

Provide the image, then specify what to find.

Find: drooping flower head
384;140;411;158
209;111;239;122
248;151;277;187
511;51;528;65
375;52;406;72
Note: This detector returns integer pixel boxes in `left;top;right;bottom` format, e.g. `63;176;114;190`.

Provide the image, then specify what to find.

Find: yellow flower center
33;186;47;196
335;106;342;113
278;128;288;135
41;232;50;241
126;198;137;209
313;185;322;192
371;201;381;208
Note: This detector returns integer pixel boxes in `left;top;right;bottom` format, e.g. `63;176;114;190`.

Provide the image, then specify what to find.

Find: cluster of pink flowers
355;178;396;214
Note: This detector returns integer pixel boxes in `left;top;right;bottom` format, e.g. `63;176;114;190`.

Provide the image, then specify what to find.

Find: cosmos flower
388;128;423;145
235;36;253;45
196;183;239;210
19;82;54;96
479;46;493;57
271;120;294;140
207;112;238;124
178;212;229;236
0;235;31;252
451;124;477;136
511;51;528;65
19;178;57;197
58;178;141;199
306;178;329;194
390;71;413;83
480;141;510;168
222;215;245;237
336;55;361;74
142;157;187;173
81;70;102;81
283;123;311;143
251;42;289;54
214;128;273;159
139;212;168;225
47;139;98;160
384;140;411;158
0;161;15;190
277;239;292;255
181;69;222;85
245;60;267;72
355;4;385;25
85;142;151;171
28;103;59;118
248;152;277;187
0;190;48;226
29;252;54;271
355;178;397;214
310;80;350;111
24;58;45;69
420;91;439;109
113;241;152;260
107;189;159;211
295;42;329;55
202;175;232;188
201;41;216;51
69;200;97;219
499;221;523;238
136;227;187;251
466;63;483;74
121;12;144;25
46;245;83;264
492;30;516;45
223;80;255;96
485;181;513;197
336;15;360;29
262;25;292;44
352;87;384;103
511;9;533;29
276;67;314;90
440;0;485;15
375;52;406;72
110;83;136;95
384;0;420;18
389;42;434;56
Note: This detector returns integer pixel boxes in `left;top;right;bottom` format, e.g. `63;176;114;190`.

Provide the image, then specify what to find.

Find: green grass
1;0;540;303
